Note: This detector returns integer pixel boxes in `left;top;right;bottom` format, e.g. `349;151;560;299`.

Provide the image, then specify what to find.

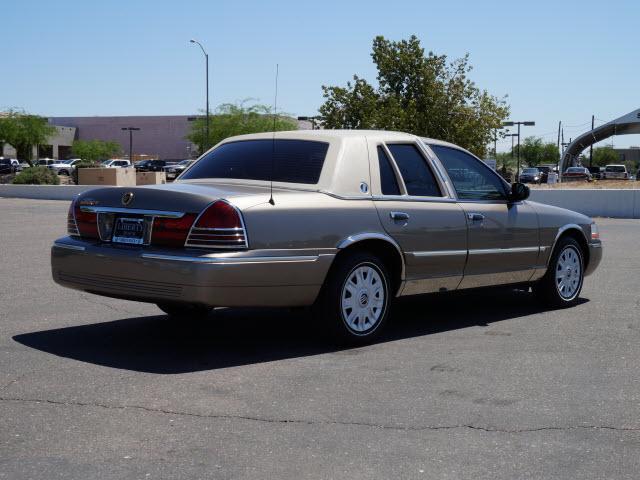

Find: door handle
390;211;410;221
467;212;485;222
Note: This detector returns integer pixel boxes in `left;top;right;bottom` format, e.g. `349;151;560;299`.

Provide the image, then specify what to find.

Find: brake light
151;214;197;247
185;200;247;249
73;201;99;239
67;201;79;236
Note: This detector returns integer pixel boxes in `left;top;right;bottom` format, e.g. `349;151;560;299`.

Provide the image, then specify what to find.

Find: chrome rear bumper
51;237;335;307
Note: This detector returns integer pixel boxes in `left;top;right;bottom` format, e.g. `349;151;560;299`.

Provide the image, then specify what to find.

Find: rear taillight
151;214;197;247
67;201;79;236
185;200;248;249
73;201;99;239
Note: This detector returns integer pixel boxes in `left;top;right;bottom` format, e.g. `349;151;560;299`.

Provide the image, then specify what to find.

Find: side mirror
509;182;530;202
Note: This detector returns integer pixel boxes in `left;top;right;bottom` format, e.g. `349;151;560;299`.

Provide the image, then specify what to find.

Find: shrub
72;160;99;184
12;167;60;185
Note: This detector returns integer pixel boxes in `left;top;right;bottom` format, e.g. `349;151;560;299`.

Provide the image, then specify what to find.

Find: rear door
369;139;468;295
428;144;540;289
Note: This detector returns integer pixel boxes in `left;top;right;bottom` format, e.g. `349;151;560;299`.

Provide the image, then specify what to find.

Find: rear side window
181;139;329;184
387;144;441;197
377;146;400;195
430;145;506;200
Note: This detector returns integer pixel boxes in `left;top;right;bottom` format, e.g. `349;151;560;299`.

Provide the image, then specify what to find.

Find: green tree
0;110;56;164
319;35;509;157
187;101;298;155
517;136;559;166
72;139;121;162
590;146;619;167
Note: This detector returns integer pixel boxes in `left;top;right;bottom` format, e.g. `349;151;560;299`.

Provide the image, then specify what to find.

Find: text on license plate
112;217;145;244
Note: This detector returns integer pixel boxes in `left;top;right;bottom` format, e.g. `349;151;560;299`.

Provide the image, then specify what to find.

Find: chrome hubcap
341;264;386;334
555;246;582;300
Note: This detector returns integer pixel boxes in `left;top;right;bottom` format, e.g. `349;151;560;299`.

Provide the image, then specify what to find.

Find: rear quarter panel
242;192;383;251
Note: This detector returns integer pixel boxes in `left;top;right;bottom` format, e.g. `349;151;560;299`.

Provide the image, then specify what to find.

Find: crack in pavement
1;396;638;434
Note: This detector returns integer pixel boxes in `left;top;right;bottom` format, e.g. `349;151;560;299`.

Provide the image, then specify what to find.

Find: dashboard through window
430;145;506;201
386;144;441;197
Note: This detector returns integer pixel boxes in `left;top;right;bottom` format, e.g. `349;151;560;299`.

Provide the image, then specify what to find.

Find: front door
428;144;540;289
369;140;468;295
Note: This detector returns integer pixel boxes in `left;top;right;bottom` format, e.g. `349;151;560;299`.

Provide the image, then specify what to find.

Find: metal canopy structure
561;108;640;171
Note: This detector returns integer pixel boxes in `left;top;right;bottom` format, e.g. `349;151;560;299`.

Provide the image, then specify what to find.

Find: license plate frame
112;217;147;245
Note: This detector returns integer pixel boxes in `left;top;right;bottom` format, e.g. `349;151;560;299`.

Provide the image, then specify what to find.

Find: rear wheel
314;252;392;345
534;236;584;307
156;302;212;319
59;169;69;176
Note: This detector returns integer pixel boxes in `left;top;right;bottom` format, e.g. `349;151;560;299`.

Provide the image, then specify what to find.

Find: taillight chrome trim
67;199;80;236
185;199;249;250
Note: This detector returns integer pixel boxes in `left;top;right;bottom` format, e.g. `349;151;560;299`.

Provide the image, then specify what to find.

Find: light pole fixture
502;121;535;177
190;39;210;152
121;127;140;164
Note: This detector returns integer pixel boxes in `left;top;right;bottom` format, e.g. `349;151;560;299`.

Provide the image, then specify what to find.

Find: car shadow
13;289;588;374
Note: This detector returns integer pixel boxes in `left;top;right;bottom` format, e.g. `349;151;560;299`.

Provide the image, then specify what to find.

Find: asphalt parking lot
0;198;638;480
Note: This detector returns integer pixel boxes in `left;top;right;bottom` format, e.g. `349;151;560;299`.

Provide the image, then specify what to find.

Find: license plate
112;217;146;245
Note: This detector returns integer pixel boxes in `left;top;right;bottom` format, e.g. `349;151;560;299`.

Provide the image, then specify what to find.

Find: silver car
52;130;602;343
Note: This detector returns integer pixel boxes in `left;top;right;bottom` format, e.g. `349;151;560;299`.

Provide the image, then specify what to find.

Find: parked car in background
48;158;81;176
602;164;628;180
536;165;552;183
0;158;19;174
163;159;195;180
136;159;176;172
519;167;542;184
52;130;602;344
587;166;603;180
101;159;131;168
563;166;592;182
36;159;56;167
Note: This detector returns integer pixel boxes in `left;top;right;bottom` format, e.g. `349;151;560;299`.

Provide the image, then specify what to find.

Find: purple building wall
49;116;197;160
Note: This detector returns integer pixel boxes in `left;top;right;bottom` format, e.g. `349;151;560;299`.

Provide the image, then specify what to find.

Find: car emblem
121;192;134;206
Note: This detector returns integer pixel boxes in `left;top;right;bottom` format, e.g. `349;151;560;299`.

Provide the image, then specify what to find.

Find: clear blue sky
2;0;638;150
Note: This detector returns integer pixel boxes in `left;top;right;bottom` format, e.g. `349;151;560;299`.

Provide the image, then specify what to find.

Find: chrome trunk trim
79;206;185;218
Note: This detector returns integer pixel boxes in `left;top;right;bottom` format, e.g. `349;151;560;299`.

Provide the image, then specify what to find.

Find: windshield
178;160;193;166
567;167;583;173
0;159;10;165
181;139;329;184
522;168;538;174
606;166;625;172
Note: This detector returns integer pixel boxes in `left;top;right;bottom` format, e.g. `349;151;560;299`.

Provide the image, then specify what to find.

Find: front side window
430;145;506;201
387;144;441;197
181;139;329;184
377;146;400;195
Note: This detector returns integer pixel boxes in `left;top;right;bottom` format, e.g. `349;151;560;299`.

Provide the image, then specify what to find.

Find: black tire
533;236;584;308
59;169;69;176
156;302;212;319
314;251;392;345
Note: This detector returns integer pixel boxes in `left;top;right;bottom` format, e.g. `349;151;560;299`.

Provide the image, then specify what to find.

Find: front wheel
533;237;584;308
156;302;212;319
314;252;392;345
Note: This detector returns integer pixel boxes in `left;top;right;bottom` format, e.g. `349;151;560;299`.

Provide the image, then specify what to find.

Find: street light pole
121;127;140;164
190;39;210;152
502;121;535;180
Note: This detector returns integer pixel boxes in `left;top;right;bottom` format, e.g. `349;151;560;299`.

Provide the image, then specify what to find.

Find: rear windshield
606;165;625;172
181;139;329;184
567;167;584;172
0;159;10;165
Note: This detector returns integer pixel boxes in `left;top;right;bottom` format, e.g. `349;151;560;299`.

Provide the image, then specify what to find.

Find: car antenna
268;63;279;206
